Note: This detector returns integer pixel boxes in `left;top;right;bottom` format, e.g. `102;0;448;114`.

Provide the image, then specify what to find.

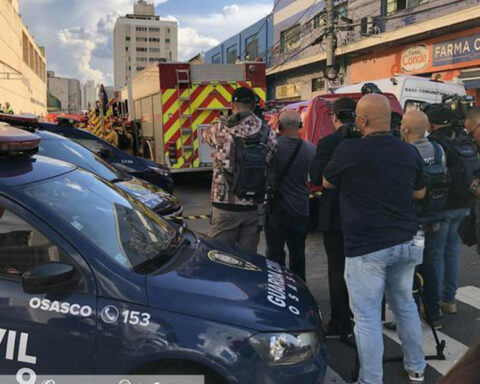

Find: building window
313;11;326;29
136;47;148;52
149;27;160;32
137;57;147;62
335;2;348;18
126;36;131;41
245;35;259;60
137;67;145;71
280;24;300;53
125;46;129;51
227;45;238;64
149;37;160;42
165;38;170;43
387;0;427;14
136;37;148;42
167;28;170;33
22;32;28;63
212;53;221;64
150;47;160;53
136;27;148;32
312;77;326;92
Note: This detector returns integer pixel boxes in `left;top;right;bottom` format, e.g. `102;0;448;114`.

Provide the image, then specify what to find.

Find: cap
232;87;256;104
424;104;453;125
333;98;357;118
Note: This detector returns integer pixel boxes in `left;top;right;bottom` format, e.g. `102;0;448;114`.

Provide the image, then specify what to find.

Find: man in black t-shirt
323;94;427;384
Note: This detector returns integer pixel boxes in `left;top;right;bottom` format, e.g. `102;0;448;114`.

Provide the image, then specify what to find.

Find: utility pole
326;0;335;68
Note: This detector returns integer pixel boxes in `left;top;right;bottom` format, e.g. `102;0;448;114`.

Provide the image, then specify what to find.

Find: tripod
341;272;446;383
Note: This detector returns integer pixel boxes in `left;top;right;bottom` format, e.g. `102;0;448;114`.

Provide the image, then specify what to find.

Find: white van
335;75;467;111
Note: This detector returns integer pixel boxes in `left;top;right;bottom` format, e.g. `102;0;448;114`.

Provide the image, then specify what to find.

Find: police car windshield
38;138;125;182
21;169;176;270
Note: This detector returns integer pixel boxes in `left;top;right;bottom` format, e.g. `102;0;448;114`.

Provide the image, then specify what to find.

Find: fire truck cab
120;62;267;173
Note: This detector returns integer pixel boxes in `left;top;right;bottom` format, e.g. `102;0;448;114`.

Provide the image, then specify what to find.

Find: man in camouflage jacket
202;87;276;253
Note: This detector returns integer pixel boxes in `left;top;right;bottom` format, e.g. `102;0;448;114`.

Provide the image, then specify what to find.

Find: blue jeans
422;208;469;317
345;241;426;384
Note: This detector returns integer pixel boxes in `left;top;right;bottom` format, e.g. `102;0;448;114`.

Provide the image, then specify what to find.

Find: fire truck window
0;206;70;278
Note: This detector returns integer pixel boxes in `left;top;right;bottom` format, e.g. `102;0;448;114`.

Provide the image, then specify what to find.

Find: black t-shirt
323;135;425;257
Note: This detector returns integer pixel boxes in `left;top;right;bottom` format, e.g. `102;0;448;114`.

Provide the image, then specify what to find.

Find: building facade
47;72;82;114
113;0;178;90
0;0;47;115
268;0;480;101
82;80;97;111
205;14;274;66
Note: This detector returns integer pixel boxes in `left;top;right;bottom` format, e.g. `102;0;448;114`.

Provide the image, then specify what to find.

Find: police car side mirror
99;148;112;159
22;263;77;294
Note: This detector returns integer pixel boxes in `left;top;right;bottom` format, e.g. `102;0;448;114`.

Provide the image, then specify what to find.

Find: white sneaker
406;369;425;383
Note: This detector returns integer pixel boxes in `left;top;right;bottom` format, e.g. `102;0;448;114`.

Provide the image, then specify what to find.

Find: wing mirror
23;263;78;294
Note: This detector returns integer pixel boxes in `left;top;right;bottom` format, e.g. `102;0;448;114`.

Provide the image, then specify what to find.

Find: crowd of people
202;86;480;384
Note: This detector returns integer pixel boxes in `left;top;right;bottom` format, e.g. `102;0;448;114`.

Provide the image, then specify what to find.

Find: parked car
0;126;327;384
0;113;175;193
27;128;182;220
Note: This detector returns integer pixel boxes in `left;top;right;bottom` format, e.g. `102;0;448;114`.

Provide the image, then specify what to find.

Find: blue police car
32;129;182;219
0;113;175;194
0;127;327;384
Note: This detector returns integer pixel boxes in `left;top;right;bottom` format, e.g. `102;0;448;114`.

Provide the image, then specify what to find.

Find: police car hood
146;236;321;332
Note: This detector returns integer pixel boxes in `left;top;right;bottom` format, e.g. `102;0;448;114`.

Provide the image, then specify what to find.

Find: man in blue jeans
426;105;471;317
323;94;426;384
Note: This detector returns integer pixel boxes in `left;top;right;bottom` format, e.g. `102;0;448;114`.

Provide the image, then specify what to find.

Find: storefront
350;26;480;100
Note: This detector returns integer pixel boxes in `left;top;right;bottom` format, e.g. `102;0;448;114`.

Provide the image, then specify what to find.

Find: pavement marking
383;308;469;376
325;367;348;384
456;286;480;310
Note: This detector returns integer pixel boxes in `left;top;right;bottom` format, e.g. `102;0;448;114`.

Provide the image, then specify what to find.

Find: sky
19;0;273;86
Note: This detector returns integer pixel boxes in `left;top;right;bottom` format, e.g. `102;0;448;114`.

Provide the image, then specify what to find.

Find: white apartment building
113;0;178;90
0;0;47;115
47;71;82;114
82;80;97;111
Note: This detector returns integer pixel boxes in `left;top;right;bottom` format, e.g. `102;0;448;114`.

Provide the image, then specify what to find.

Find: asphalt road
173;172;480;384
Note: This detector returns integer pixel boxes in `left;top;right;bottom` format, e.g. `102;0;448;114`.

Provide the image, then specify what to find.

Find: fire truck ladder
176;69;195;168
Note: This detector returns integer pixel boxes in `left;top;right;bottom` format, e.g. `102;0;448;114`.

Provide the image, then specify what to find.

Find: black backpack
430;127;480;208
419;141;450;216
228;123;271;203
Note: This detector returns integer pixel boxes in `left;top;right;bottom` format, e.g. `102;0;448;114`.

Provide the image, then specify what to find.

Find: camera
441;94;475;121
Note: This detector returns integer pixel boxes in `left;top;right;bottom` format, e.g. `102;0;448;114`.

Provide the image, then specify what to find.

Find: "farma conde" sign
401;44;429;73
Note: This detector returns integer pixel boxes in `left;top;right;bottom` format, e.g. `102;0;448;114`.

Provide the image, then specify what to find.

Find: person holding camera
323;94;426;384
400;110;449;327
425;105;476;316
265;110;315;281
310;97;356;339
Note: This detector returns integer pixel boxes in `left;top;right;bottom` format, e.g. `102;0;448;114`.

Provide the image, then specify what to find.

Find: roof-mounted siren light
0;126;41;156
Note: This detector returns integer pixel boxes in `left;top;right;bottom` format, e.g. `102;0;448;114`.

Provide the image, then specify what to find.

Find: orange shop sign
401;44;429;73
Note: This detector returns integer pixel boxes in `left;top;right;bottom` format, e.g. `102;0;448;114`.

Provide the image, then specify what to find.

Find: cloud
18;0;272;85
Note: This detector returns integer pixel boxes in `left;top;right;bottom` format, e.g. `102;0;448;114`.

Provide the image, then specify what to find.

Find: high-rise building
82;80;97;111
113;0;178;90
0;0;47;116
47;71;82;114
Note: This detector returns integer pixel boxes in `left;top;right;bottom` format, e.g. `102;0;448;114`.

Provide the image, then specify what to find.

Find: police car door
0;198;96;378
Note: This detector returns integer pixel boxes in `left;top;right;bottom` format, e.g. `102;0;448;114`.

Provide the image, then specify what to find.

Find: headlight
249;331;320;366
149;166;170;177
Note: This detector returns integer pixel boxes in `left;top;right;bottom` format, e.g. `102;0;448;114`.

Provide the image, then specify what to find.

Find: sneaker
439;301;458;314
324;324;353;340
421;315;442;330
406;369;425;383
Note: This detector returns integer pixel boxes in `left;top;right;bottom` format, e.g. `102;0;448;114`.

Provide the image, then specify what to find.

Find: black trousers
323;230;352;331
265;211;308;281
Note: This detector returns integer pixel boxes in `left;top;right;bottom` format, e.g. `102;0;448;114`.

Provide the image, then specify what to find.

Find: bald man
323;94;427;384
265;109;315;281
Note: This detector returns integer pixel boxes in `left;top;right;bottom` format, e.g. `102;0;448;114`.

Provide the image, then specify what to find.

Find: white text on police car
29;298;92;318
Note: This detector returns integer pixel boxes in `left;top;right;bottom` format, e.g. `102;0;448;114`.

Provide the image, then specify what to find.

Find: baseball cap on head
424;104;453;125
232;87;256;104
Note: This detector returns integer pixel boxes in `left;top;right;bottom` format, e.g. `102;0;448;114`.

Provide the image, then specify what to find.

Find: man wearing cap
426;104;472;317
311;97;357;339
202;87;276;254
